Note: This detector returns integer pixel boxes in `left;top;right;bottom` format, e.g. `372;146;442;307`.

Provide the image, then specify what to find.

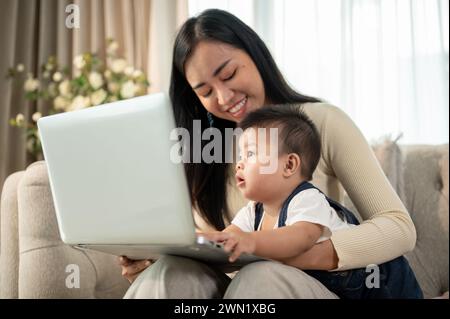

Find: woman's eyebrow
192;59;232;90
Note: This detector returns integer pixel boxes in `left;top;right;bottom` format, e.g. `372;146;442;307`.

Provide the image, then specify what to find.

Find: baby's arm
223;224;242;233
251;221;323;260
201;222;323;262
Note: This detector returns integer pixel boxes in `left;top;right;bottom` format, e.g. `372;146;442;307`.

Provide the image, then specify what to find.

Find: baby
202;104;423;299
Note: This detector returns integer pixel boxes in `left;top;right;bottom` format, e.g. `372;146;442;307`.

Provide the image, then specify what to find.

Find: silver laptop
37;92;262;268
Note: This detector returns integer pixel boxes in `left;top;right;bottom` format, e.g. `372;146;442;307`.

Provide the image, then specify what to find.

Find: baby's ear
283;153;301;177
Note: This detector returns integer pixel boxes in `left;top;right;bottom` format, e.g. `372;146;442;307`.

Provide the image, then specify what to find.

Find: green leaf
25;91;38;100
62;66;70;76
42;91;50;100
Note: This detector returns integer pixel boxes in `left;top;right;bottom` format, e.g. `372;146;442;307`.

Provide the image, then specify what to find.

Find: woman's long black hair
169;9;320;230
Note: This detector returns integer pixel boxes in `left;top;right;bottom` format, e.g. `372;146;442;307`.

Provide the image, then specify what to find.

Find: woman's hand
118;256;152;283
281;239;338;270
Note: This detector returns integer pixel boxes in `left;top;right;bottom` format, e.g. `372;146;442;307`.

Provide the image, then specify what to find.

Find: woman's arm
315;104;416;270
280;239;338;270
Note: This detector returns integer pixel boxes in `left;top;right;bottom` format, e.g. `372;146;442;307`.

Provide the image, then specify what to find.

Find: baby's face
235;128;287;202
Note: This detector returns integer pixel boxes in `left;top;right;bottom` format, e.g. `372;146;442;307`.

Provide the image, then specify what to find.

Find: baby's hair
238;105;321;180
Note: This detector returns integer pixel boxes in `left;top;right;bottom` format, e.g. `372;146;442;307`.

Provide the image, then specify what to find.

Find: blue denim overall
254;181;423;299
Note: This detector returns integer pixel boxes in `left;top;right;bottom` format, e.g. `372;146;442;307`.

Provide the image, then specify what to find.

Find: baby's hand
223;231;257;262
199;230;256;262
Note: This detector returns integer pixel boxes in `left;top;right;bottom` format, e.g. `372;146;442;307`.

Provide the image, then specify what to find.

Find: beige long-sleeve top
194;102;417;271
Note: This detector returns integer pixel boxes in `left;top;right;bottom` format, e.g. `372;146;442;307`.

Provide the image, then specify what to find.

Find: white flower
90;89;107;106
69;95;91;111
120;80;137;99
53;96;70;111
88;72;103;90
32;112;42;122
107;40;119;54
58;80;71;96
16;113;25;125
24;77;39;92
132;70;143;78
110;59;127;73
52;72;63;82
17;64;25;72
73;55;86;69
124;66;134;76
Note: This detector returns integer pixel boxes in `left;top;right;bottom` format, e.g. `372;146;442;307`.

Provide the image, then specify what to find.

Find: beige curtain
0;0;188;189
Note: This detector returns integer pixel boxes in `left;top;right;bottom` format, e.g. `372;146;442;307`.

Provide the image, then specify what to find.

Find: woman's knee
126;255;230;298
155;255;203;276
224;261;338;299
159;256;231;298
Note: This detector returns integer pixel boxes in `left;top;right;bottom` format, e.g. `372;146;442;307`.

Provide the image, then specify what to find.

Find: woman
120;9;416;298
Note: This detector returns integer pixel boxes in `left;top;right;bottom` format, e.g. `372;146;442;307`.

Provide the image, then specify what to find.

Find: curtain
189;0;449;145
0;0;188;189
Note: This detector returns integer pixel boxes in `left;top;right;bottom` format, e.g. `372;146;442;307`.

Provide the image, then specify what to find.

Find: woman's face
184;41;267;123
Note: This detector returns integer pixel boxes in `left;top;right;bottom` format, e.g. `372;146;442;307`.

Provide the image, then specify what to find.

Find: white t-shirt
231;188;354;243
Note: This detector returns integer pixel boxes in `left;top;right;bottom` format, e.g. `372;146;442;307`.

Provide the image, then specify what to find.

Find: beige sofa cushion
402;145;449;298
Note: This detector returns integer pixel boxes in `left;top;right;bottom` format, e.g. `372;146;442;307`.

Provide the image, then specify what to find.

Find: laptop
37;92;262;268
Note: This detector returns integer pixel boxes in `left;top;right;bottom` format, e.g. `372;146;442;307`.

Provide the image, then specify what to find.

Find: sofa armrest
17;161;129;298
0;171;24;298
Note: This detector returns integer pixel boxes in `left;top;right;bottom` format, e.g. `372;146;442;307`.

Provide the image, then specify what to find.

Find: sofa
0;162;130;298
0;140;448;298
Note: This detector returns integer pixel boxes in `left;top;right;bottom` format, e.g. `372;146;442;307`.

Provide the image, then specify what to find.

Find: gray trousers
124;256;338;299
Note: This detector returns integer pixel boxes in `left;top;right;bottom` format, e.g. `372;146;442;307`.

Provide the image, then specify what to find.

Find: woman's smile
226;96;248;119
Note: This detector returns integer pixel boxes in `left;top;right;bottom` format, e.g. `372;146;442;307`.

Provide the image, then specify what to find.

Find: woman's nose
236;161;244;171
216;84;234;106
